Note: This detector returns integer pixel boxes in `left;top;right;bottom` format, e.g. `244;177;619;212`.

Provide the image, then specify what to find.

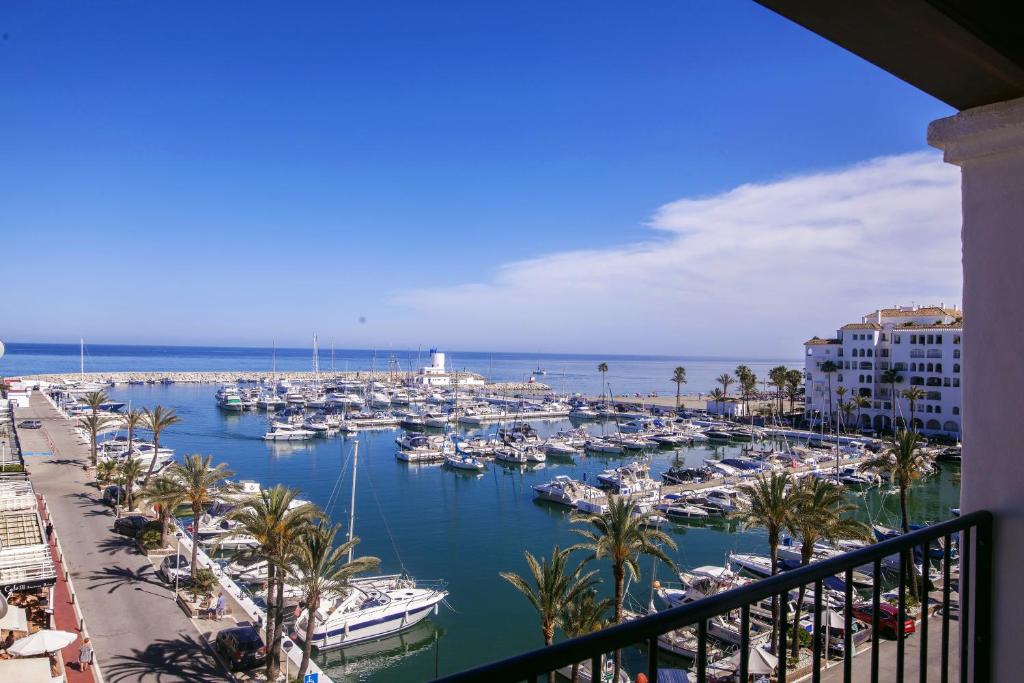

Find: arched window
935;363;942;373
926;405;933;413
927;363;934;372
953;349;960;358
867;349;873;357
858;375;864;383
954;364;961;373
953;335;961;344
926;419;941;430
943;420;959;432
953;407;960;415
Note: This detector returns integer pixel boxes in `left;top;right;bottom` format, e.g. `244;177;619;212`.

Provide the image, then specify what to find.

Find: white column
929;95;1024;682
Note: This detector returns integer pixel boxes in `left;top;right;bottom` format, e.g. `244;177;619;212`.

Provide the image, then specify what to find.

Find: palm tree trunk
899;485;920;601
190;502;201;579
544;625;555;683
613;565;624;683
791;545;813;659
264;563;277;680
143;432;160;484
676;383;680;408
90;433;97;467
770;540;779;655
159;509;168;548
570;663;579;683
297;598;318;681
271;573;287;676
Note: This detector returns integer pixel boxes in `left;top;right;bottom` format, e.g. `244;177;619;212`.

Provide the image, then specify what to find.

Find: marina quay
6;1;1024;682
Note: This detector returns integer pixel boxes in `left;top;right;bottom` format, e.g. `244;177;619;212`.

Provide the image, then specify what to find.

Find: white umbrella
726;645;779;675
8;629;78;656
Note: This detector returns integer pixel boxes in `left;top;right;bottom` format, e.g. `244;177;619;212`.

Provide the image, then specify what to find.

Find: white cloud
389;152;962;356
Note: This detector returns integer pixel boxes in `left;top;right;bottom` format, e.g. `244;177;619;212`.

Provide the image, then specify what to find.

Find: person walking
215;592;226;621
78;637;93;672
45;521;53;544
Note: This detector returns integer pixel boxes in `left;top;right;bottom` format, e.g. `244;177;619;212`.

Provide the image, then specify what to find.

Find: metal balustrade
434;510;991;683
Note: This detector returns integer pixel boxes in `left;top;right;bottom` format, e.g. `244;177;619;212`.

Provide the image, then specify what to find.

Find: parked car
158;554;191;583
214;624;267;672
113;514;149;537
102;485;126;507
17;420;42;429
851;602;916;637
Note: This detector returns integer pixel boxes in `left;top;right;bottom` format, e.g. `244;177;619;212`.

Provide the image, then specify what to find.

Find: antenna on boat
347;439;359;564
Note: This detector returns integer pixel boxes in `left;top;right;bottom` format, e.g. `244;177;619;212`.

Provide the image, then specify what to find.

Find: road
15;392;227;682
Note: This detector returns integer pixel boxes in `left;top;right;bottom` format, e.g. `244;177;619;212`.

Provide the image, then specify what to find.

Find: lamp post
174;532;183;595
282;638;294;680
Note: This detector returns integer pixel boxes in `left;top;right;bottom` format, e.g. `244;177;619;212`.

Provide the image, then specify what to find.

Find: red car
852;602;916;637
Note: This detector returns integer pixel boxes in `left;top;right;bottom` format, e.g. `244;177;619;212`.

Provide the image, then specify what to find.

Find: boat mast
80;338;84;380
347;440;359;563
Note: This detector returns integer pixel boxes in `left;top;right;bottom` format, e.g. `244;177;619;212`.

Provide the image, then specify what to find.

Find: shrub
0;464;24;473
139;528;162;549
188;566;218;601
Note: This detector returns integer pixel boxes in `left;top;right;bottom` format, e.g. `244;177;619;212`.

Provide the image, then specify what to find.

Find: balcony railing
435;510;991;683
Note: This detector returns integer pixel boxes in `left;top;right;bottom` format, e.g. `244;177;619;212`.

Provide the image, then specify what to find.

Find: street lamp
174;531;183;595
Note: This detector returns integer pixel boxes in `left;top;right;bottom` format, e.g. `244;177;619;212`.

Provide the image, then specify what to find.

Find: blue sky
0;1;960;354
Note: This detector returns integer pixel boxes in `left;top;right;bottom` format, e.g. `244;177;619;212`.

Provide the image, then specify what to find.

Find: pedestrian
45;521;53;543
78;637;93;672
215;592;226;621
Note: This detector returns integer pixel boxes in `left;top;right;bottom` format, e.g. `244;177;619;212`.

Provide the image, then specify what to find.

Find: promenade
15;393;227;682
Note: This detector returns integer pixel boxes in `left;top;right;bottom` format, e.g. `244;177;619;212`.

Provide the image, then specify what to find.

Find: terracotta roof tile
804;337;840;346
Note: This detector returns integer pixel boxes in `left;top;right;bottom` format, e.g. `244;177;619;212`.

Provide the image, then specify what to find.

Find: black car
214;624;266;671
18;420;42;429
113;514;149;537
102;485;127;507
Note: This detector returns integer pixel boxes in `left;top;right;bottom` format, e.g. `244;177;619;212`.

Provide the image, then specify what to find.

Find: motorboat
444;452;486;472
532;476;605;508
263;423;316;441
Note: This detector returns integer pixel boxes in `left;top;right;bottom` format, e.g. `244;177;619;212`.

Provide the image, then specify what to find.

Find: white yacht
262;423;316;441
444;452;486;472
294;574;447;650
532;476;605;508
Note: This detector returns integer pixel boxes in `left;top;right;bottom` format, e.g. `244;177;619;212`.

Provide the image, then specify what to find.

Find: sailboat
66;338;106;394
294;441;448;649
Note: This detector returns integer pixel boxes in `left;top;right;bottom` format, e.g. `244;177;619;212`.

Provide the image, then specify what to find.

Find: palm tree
784;369;803;413
562;588;612;683
79;413;117;467
142;406;181;484
96;459;119;491
739;371;758;423
139;474;188;549
769;365;789;415
79;390;109;415
879;368;904;433
167;454;234;579
861;430;929;598
738;472;799;654
787;478;871;658
571;497;676;680
597;363;609;403
501;546;600;683
819;360;838;431
901;386;926;432
840;401;854;435
852;395;871;433
123;408;145;454
119;456;146;512
717;373;734;396
292;524;380;681
671;367;687;408
228;485;320;679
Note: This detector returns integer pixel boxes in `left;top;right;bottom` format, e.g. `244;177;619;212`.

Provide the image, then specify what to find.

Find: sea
2;343;960;681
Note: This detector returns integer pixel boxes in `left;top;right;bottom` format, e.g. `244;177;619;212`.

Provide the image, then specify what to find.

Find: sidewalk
40;495;96;683
16;392;227;682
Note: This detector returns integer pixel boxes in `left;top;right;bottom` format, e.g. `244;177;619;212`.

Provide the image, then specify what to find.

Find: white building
413;349;484;388
803;304;963;438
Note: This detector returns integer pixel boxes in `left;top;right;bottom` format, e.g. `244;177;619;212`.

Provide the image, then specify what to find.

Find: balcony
437;512;991;683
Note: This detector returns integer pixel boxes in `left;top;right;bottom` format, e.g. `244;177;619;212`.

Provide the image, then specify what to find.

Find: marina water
3;344;960;681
